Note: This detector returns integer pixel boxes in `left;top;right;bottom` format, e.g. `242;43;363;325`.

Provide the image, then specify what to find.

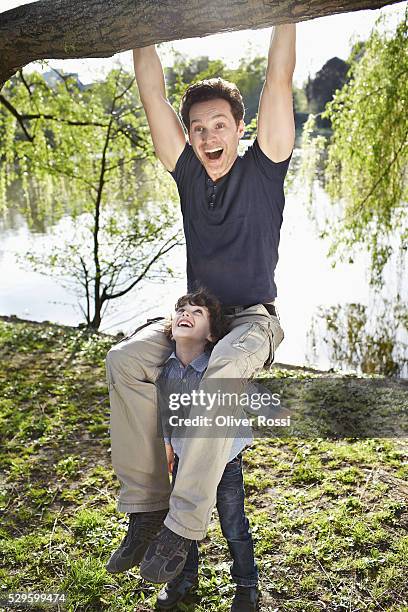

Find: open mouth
178;320;193;328
205;148;223;161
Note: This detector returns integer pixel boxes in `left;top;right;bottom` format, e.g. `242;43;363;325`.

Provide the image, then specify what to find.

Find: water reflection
1;141;407;378
4;177;72;234
308;299;408;377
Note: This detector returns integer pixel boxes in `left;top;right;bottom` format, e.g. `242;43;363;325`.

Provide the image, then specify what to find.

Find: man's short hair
164;288;230;352
180;78;245;132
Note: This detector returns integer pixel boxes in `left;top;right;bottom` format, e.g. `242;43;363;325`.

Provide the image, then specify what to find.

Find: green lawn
1;318;407;611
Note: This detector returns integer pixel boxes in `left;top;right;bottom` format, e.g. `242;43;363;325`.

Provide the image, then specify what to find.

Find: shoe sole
140;563;188;584
140;554;186;584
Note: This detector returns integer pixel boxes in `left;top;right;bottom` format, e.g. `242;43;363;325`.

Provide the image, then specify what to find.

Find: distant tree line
163;42;366;132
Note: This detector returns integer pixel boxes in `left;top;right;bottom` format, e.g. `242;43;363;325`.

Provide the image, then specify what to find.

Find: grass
0;317;407;611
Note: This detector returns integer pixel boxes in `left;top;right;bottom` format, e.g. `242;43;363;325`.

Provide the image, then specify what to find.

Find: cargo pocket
232;323;271;377
232;323;265;356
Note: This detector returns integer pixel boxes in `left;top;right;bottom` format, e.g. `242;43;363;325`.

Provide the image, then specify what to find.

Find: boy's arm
133;46;187;172
257;24;296;163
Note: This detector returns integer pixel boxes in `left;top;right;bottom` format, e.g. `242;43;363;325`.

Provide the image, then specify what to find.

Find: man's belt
222;303;277;317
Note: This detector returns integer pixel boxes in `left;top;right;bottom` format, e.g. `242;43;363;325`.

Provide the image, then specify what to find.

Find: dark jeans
171;452;258;587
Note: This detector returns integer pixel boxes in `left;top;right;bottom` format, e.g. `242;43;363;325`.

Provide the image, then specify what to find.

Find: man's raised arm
133;46;186;172
257;24;296;163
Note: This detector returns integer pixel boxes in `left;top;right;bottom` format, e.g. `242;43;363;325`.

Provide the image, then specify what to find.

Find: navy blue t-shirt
170;138;292;306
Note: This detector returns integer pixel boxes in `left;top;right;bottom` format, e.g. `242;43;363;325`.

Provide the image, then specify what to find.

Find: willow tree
301;10;407;284
0;69;182;329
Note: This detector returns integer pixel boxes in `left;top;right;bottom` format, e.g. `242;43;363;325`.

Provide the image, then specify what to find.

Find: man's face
171;302;213;347
188;98;245;181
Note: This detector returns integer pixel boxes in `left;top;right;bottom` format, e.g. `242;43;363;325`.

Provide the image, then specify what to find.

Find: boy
154;290;260;612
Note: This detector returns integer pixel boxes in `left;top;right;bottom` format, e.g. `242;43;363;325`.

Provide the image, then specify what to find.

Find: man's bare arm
133;46;186;172
257;24;296;163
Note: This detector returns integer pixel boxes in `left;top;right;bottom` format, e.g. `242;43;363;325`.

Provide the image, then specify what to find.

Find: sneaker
140;525;193;583
156;573;199;609
230;586;260;612
105;509;168;573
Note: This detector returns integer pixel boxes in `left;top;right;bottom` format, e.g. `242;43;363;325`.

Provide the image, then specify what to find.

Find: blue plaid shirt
159;351;253;462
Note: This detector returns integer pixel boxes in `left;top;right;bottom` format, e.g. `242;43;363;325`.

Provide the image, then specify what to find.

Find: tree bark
0;0;404;88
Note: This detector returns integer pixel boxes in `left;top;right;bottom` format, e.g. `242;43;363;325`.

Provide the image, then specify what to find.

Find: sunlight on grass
1;319;407;611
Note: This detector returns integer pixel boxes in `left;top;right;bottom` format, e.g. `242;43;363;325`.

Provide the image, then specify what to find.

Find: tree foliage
305;57;350;124
0;68;147;224
166;53;268;125
301;10;407;284
0;68;182;328
164;51;307;133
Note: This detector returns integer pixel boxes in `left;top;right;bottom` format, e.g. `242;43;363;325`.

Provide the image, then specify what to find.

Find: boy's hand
165;443;175;474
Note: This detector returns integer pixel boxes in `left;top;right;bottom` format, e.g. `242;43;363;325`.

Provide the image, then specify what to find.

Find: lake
0;141;406;377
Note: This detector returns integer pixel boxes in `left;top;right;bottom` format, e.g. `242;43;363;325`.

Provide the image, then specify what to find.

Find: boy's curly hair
164;289;230;352
179;78;245;132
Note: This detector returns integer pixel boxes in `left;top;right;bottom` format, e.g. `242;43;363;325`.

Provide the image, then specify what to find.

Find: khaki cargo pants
106;304;284;540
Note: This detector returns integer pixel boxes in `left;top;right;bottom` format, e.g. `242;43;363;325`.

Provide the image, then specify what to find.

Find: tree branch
79;256;91;324
105;234;182;300
0;91;111;143
18;69;33;97
112;75;135;102
352;127;408;214
0;93;34;141
0;0;403;89
22;115;108;128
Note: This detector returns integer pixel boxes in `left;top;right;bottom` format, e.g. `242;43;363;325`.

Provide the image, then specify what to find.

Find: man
105;24;295;612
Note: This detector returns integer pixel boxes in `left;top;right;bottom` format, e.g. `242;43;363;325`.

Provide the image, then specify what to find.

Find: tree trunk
0;0;403;89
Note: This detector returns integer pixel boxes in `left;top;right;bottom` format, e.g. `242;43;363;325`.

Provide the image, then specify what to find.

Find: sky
0;1;406;86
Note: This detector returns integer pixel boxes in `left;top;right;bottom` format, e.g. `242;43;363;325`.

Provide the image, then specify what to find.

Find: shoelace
124;512;164;546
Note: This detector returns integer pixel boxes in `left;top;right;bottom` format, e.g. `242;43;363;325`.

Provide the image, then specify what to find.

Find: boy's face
171;302;213;347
